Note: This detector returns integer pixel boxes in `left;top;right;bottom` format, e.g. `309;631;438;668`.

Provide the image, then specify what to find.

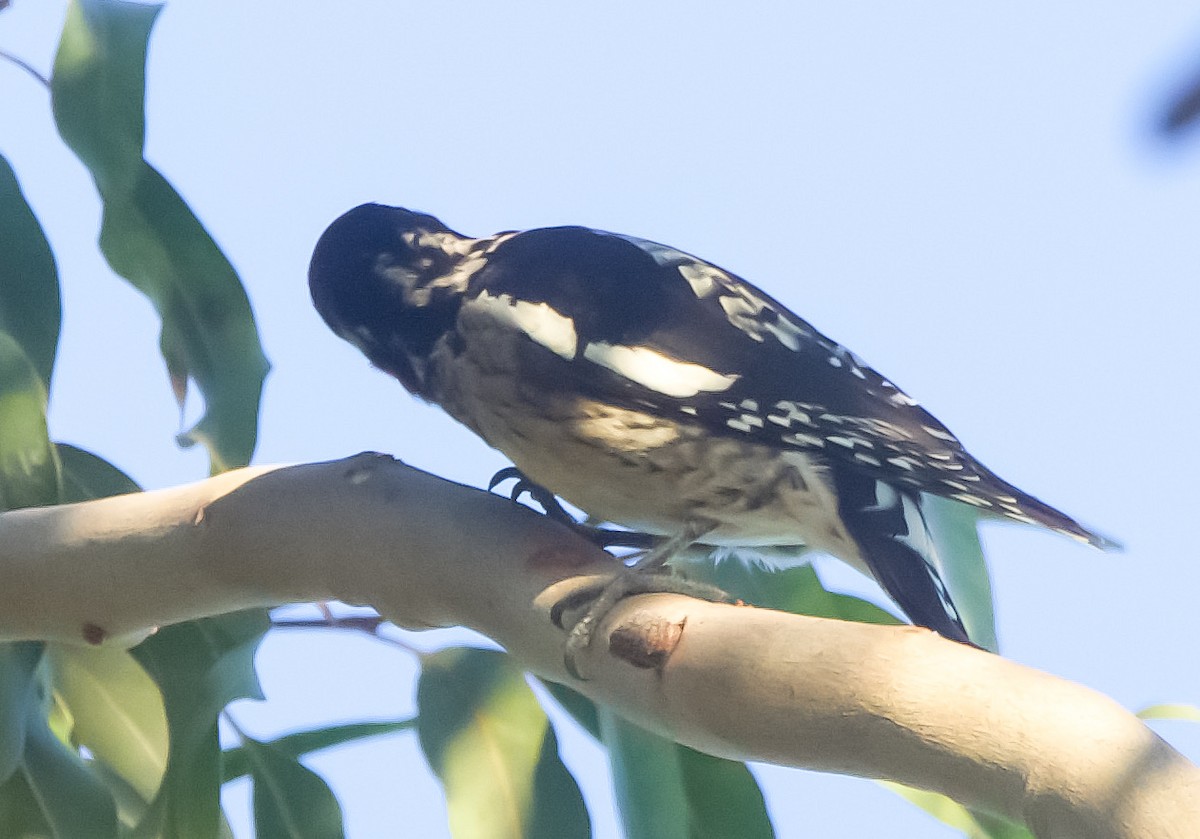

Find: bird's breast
430;326;862;563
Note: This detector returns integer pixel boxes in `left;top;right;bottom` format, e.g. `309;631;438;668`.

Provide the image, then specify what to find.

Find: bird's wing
467;225;1108;549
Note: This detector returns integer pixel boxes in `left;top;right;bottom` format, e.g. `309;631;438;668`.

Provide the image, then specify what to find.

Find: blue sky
3;1;1200;836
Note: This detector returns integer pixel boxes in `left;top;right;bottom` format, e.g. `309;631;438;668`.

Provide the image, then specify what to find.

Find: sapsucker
309;203;1114;647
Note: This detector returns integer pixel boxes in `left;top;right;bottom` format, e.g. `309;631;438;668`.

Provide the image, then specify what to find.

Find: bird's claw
488;467;659;548
552;522;724;679
488;466;579;526
553;569;731;680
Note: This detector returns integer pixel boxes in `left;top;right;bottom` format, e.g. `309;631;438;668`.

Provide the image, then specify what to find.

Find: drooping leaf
90;756;159;831
51;0;269;473
48;644;168;801
0;332;62;511
685;556;900;627
21;717;118;838
0;769;55;838
131;610;270;839
677;747;773;839
0;643;44;783
881;783;1033;839
417;648;589;839
1138;703;1200;722
0;154;60;387
923;495;999;652
526;715;589;839
4;646;119;837
540;681;601;741
222;719;415;783
596;707;776;839
239;735;344;839
599;708;688;839
56;443;141;502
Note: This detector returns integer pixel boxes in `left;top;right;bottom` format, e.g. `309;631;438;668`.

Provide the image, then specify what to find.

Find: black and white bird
309;203;1114;651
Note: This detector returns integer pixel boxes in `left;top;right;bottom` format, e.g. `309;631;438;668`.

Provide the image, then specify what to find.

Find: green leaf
881;783;1032;839
131;610;270;839
417;648;589;839
1138;703;1200;722
0;651;124;836
923;495;999;652
51;0;269;473
50;0;156;196
0;769;55;838
0;154;61;387
597;708;774;839
0;643;45;783
222;719;416;783
599;709;688;839
239;736;344;839
677;747;773;839
0;332;62;511
48;644;168;801
526;717;588;839
90;757;158;831
539;681;601;741
686;557;900;627
56;443;141;502
21;718;119;838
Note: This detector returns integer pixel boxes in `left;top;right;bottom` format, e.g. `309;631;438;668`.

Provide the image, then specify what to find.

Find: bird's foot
488;467;658;549
550;522;725;679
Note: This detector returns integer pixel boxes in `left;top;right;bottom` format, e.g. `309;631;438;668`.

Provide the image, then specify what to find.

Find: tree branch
0;453;1195;837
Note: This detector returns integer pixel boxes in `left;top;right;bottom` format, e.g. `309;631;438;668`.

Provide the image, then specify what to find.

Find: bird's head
308;203;473;397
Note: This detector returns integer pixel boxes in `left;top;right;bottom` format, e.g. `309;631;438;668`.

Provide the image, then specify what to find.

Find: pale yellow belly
437;364;861;566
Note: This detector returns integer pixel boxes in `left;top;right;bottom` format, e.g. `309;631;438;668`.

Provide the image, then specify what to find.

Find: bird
308;202;1114;660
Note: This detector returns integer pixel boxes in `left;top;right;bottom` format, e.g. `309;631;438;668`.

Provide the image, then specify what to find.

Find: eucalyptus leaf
677;747;773;839
56;443;141;502
131;610;270;839
1137;703;1200;722
599;709;688;839
240;736;345;839
881;782;1032;839
48;644;168;801
222;719;415;783
0;769;55;838
21;717;118;838
0;332;62;511
0;643;44;783
0;154;60;387
922;495;999;652
51;0;269;473
417;648;589;839
685;557;900;627
597;708;775;839
539;681;601;741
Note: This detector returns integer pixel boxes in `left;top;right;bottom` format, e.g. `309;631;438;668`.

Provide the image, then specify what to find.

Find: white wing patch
582;342;740;397
475;290;578;360
716;286;808;351
677;263;722;298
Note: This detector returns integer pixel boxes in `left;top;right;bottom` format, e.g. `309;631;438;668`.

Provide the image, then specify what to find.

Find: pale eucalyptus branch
0;452;1195;838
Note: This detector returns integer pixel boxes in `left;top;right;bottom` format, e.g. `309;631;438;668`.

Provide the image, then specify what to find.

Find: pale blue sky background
3;2;1200;836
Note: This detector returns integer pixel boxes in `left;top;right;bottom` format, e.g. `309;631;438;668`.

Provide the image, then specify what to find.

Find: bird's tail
976;472;1122;552
832;465;974;645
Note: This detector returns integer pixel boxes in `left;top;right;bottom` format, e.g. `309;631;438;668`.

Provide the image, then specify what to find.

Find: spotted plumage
309;203;1115;646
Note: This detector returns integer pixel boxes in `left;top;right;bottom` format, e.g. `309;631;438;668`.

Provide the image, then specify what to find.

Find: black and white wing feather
467;224;1110;550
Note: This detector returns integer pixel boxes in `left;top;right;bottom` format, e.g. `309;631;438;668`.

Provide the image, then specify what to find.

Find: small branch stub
608;612;686;671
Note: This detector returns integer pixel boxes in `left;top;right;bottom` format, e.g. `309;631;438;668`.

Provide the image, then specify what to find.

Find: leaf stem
0;48;49;88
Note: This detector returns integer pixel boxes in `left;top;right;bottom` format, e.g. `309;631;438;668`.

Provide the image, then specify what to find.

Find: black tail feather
832;465;973;645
